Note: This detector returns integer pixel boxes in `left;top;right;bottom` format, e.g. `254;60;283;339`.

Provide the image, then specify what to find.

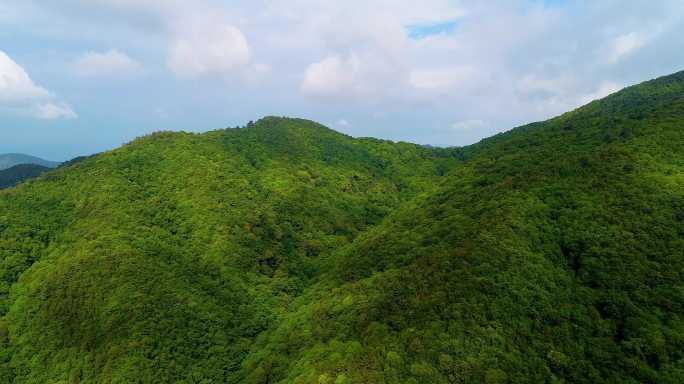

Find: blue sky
1;0;684;161
407;21;459;39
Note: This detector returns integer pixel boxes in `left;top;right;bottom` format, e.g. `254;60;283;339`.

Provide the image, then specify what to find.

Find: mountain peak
247;116;348;136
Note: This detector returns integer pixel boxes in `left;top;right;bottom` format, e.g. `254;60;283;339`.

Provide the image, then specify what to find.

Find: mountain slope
0;154;60;170
0;71;682;383
241;71;684;383
0;164;51;189
0;117;460;383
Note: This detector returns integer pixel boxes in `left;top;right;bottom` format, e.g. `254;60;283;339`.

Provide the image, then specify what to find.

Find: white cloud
607;32;647;64
73;49;141;77
0;50;50;102
451;119;486;131
295;5;417;101
301;54;362;98
52;1;254;79
336;119;350;126
516;73;624;115
0;50;76;120
301;51;406;100
579;82;623;105
85;0;179;12
409;67;480;91
168;23;251;77
33;102;77;120
518;74;576;99
100;2;255;79
3;0;684;145
517;73;624;114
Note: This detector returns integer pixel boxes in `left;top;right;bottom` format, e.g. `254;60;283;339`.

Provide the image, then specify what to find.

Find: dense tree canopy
0;71;683;383
0;164;51;189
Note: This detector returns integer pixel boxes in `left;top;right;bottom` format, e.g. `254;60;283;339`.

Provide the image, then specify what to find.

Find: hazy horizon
2;0;684;161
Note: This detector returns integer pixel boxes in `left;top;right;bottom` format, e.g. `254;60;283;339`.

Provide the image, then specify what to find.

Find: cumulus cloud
451;119;486;131
40;0;254;79
518;74;576;100
292;4;419;101
3;0;684;146
579;82;623;105
301;51;404;100
169;23;251;77
33;102;78;120
410;67;481;91
73;49;141;77
0;51;50;102
607;32;647;64
301;55;361;98
517;72;625;112
0;50;76;119
74;1;255;78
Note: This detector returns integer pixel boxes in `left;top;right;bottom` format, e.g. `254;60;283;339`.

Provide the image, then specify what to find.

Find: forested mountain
0;154;60;170
0;118;461;383
0;70;683;383
0;164;51;189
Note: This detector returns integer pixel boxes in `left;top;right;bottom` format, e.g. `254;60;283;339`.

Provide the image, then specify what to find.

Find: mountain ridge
0;153;60;171
242;71;683;383
0;70;682;383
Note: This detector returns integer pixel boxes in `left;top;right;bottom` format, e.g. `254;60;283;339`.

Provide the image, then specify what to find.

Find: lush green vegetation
0;164;51;189
0;118;459;383
0;70;683;383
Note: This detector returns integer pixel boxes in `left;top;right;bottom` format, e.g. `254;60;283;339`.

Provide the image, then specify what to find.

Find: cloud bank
73;49;141;77
0;51;76;120
1;0;684;152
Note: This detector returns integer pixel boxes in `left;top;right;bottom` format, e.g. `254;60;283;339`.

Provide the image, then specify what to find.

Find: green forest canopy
0;164;51;189
0;70;683;383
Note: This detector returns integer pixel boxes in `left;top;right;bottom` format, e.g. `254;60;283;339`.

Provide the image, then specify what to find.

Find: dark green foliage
0;164;51;189
1;71;684;383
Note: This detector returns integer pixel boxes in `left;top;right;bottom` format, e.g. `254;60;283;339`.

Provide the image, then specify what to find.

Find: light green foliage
0;118;458;383
1;71;684;383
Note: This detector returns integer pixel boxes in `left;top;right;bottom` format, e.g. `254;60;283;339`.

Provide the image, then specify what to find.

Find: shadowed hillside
0;164;51;189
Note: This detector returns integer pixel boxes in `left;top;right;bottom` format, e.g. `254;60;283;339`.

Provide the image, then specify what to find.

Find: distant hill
0;164;51;189
0;153;60;170
0;154;97;189
0;70;683;383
